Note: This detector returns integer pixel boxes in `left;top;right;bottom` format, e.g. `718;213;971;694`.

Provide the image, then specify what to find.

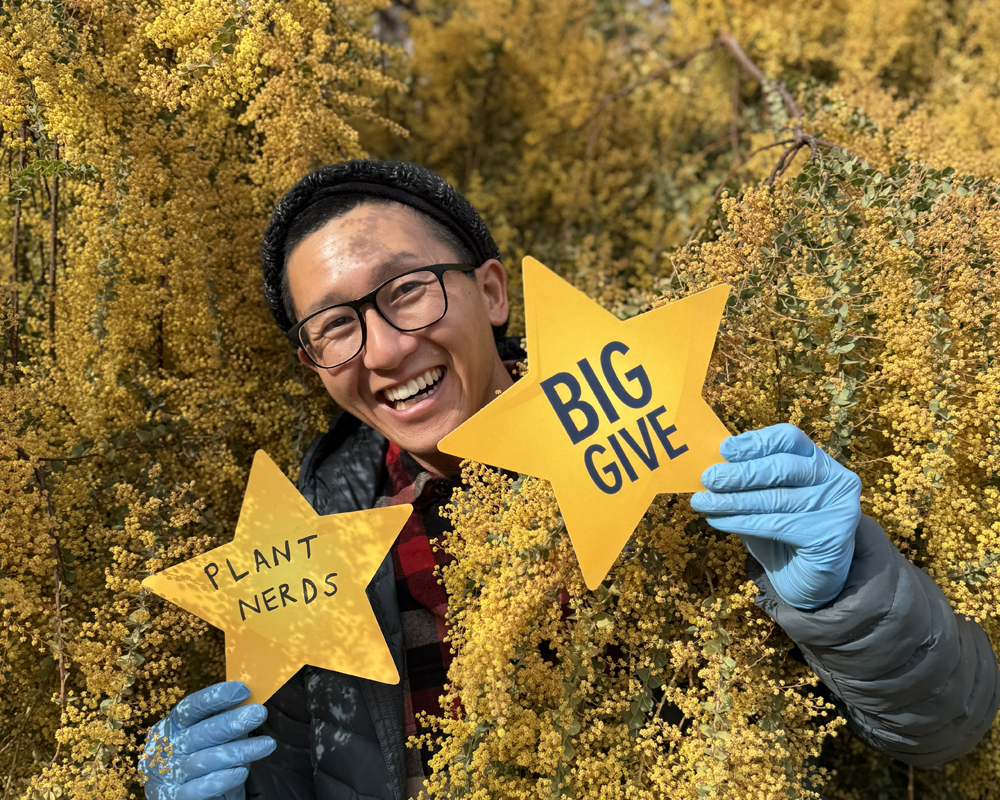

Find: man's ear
479;259;510;328
297;347;319;372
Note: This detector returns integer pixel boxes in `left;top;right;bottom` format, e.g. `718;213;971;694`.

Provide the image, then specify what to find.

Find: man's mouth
381;367;445;411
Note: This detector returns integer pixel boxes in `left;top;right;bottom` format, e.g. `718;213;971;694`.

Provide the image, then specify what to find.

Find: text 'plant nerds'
200;535;340;621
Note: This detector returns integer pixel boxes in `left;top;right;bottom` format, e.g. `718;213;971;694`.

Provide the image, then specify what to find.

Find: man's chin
379;418;468;472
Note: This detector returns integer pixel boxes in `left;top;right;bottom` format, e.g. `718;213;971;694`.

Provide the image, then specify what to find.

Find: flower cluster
417;155;1000;798
0;1;400;796
387;3;1000;795
6;0;1000;797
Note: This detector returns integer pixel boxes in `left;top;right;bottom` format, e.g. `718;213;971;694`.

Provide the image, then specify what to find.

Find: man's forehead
289;203;455;316
322;203;433;260
299;252;430;315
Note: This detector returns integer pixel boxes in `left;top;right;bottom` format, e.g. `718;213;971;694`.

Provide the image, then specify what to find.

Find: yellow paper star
440;257;731;590
142;451;410;705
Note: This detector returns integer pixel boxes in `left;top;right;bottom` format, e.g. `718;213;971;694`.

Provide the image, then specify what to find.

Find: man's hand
141;681;276;800
690;423;862;610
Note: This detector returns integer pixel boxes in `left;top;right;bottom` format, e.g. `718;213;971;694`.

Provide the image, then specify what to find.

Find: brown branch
684;139;793;245
35;424;187;464
0;700;38;800
48;136;58;361
770;326;784;421
563;41;723;240
2;735;22;800
7;122;27;381
730;67;741;160
596;41;720;108
719;32;855;187
14;447;68;765
719;32;802;131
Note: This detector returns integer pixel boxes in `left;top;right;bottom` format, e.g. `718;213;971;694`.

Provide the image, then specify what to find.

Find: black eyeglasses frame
286;262;481;369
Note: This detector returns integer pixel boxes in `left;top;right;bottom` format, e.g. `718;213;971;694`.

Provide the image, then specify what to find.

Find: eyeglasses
287;263;481;369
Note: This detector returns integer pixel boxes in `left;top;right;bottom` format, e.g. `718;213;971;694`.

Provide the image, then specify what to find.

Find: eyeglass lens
300;269;447;368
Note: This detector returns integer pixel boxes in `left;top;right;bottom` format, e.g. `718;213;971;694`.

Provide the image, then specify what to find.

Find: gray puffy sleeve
748;515;999;768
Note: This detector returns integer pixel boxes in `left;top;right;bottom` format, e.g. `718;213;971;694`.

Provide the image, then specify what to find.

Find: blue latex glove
141;681;275;800
690;423;862;610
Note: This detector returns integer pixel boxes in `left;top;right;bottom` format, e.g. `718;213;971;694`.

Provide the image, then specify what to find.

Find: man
142;160;999;800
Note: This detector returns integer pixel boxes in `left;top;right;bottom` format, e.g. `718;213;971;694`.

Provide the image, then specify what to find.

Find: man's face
285;202;512;475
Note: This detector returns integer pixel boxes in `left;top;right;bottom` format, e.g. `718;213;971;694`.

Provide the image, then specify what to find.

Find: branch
719;32;856;187
7;122;26;382
14;446;68;765
565;41;721;243
48;136;58;361
718;32;802;131
597;41;721;107
684;139;794;244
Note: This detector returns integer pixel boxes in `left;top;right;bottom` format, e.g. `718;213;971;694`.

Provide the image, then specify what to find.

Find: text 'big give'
540;340;689;494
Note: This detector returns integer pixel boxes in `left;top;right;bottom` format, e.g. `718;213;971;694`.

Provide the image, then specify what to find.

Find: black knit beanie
260;159;503;335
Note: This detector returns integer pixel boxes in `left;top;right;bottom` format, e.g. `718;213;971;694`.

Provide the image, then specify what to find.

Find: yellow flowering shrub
415;154;1000;800
5;0;1000;798
387;1;1000;797
0;1;400;796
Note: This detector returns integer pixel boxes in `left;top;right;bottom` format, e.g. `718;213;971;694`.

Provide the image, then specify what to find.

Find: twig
7;122;27;381
563;42;722;241
594;41;721;109
730;68;741;160
683;33;859;245
2;734;23;800
718;32;854;187
684;139;793;244
770;326;784;421
48;136;58;361
0;702;36;800
14;447;68;765
719;32;801;128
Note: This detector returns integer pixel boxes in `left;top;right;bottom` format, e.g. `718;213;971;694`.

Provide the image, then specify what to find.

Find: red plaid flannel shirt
376;442;458;790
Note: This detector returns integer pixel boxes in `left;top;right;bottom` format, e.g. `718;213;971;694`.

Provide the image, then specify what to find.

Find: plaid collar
383;442;460;509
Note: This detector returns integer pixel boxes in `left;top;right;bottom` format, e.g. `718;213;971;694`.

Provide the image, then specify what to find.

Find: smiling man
281;198;512;475
140;160;998;800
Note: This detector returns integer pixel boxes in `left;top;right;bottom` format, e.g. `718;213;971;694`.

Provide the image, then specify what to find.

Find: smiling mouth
381;367;446;411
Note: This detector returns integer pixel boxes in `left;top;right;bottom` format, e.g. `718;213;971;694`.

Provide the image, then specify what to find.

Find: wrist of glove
140;681;275;800
691;423;862;610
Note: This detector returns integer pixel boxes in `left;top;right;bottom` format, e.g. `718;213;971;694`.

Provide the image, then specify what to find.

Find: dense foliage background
2;0;999;797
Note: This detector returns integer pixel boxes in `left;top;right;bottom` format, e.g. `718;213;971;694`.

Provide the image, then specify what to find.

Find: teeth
384;367;443;404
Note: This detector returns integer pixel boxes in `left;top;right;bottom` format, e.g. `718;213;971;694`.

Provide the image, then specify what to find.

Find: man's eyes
390;281;423;299
319;314;357;335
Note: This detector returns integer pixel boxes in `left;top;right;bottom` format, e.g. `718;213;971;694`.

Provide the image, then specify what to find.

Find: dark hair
261;160;508;344
279;193;476;327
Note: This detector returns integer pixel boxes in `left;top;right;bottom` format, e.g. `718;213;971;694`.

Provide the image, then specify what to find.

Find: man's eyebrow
302;252;426;316
369;252;425;287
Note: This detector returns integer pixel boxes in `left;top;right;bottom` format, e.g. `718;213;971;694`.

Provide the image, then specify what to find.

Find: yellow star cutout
440;257;731;590
142;451;409;705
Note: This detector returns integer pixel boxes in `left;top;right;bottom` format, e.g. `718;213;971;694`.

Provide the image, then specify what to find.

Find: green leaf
594;613;614;630
703;638;722;656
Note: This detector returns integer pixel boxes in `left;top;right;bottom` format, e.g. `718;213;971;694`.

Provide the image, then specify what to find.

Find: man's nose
361;305;418;371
